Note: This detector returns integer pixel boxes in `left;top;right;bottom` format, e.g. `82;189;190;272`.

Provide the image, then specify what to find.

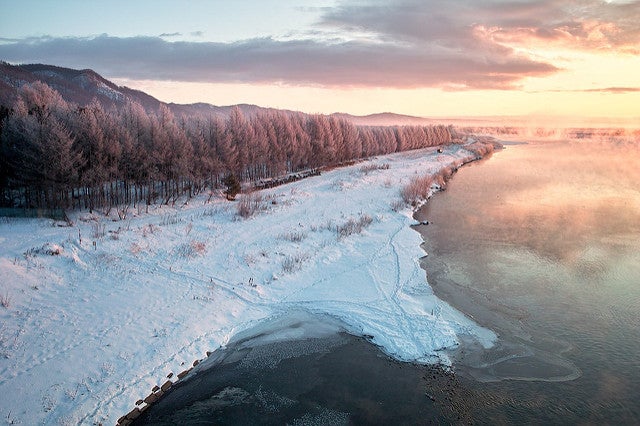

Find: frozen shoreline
0;142;496;425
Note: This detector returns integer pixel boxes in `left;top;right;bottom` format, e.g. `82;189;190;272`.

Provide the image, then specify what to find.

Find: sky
1;0;639;121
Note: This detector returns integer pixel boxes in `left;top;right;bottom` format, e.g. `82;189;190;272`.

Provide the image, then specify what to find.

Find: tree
222;174;241;201
0;79;464;211
225;107;253;179
2;86;83;208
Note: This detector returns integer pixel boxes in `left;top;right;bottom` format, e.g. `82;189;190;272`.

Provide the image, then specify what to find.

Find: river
416;137;640;423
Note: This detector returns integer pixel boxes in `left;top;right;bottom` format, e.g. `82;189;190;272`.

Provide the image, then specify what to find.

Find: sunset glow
1;0;639;122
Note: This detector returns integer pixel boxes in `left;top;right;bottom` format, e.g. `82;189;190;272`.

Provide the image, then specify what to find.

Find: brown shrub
237;192;269;219
281;252;310;273
336;214;374;239
0;291;10;308
401;175;434;204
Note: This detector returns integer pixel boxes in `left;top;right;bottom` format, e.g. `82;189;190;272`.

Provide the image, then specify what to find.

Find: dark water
416;138;640;423
133;314;459;425
136;138;640;425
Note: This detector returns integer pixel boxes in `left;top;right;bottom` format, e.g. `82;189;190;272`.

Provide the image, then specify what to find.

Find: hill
331;112;435;126
0;62;446;125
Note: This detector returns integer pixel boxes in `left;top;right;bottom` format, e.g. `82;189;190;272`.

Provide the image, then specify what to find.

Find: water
416;138;640;423
133;313;457;425
135;138;640;424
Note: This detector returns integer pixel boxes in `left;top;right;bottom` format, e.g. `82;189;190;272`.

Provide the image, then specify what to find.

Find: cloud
8;0;637;90
0;33;556;90
541;87;640;93
583;87;640;93
322;0;640;52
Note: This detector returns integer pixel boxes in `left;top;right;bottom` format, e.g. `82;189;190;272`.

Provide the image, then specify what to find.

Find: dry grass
279;230;307;242
130;242;143;255
401;175;435;204
336;214;374;239
465;141;496;159
434;165;456;187
190;241;206;255
390;199;405;212
401;165;460;205
237;192;271;219
201;205;229;217
360;163;390;174
281;252;310;273
141;224;160;237
177;240;207;258
91;222;106;239
160;213;181;226
0;292;11;308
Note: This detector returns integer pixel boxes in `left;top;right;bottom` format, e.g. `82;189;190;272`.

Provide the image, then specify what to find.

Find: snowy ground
0;143;495;425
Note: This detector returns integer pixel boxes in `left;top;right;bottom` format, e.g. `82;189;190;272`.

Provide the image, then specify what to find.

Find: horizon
1;0;640;122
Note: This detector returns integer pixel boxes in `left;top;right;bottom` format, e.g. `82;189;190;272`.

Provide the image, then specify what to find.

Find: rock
144;393;158;405
125;407;141;420
177;368;192;379
161;380;172;392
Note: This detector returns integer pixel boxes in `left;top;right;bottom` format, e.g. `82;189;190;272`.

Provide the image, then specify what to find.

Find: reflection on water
417;138;640;422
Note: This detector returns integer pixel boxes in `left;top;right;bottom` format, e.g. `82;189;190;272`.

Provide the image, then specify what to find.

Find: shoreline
131;311;477;425
120;142;503;423
411;143;582;384
1;141;498;425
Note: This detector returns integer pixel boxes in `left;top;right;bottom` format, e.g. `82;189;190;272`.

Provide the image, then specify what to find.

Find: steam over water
417;138;640;423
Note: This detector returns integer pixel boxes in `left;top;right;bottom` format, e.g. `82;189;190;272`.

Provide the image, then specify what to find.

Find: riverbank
0;141;495;425
133;311;476;425
407;138;640;423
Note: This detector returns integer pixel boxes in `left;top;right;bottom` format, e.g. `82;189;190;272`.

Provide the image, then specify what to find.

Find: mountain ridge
0;62;436;126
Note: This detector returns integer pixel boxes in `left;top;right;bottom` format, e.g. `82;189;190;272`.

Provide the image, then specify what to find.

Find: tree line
0;81;454;211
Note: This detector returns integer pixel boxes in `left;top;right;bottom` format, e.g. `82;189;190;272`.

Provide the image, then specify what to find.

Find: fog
424;136;640;272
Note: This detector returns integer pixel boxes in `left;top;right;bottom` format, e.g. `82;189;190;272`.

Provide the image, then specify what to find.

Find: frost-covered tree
0;81;460;210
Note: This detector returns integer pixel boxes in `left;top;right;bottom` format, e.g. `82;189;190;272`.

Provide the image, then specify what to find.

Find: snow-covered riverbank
0;143;495;425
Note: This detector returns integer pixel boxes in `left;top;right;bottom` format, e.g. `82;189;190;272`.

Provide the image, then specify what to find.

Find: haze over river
418;137;640;423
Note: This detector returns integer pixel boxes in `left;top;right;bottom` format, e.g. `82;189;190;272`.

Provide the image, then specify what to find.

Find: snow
0;144;495;425
95;84;124;102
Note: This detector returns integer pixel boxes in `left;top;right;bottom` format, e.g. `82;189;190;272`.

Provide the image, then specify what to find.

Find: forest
0;81;455;211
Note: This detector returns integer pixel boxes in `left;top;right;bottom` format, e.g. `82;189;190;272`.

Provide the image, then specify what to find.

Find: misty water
416;138;640;423
136;138;640;424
